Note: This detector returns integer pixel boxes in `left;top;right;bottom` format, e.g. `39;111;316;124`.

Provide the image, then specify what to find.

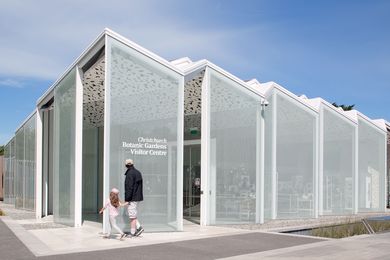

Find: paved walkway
0;216;323;259
1;202;390;259
220;232;390;260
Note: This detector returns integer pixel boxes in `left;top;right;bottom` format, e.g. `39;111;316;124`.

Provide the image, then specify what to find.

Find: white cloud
0;78;24;88
0;0;264;81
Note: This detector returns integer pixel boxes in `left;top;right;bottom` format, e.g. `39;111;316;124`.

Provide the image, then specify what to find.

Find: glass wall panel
24;114;36;210
358;119;386;212
3;143;11;204
53;69;76;226
276;93;316;218
7;139;15;204
15;128;24;209
208;68;262;224
322;108;354;215
107;37;183;231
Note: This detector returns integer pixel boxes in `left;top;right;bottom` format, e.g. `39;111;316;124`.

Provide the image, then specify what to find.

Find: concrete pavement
220;232;390;260
1;202;390;259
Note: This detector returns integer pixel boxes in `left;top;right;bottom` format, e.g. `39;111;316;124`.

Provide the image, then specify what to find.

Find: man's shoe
120;233;127;240
134;226;144;237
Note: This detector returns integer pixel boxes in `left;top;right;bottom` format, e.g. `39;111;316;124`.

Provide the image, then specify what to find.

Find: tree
332;102;355;111
0;145;4;156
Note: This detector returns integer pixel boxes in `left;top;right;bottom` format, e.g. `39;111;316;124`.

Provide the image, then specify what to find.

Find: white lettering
123;136;168;157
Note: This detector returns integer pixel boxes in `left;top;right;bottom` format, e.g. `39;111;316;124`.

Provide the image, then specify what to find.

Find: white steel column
256;103;265;223
314;111;320;218
318;106;324;216
103;36;110;233
74;67;83;227
271;93;277;219
200;67;210;226
35;108;43;219
176;76;184;231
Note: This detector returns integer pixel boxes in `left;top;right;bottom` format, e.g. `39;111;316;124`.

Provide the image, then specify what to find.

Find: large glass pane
208;68;262;224
322;108;354;215
107;37;183;231
3;143;10;204
15;128;24;209
358;119;386;212
24;114;36;210
7;139;15;205
53;69;76;226
276;93;316;218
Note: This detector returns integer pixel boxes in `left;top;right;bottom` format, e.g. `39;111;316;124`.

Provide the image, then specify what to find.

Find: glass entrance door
183;144;201;223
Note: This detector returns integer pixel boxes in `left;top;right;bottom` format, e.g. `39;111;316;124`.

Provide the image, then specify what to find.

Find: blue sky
0;0;389;145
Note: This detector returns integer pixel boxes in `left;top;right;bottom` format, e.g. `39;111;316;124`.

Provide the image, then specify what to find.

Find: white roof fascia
105;29;183;76
37;30;107;106
306;97;322;110
259;81;318;113
247;79;269;96
206;61;266;99
182;59;208;75
15;110;36;133
356;110;387;134
310;97;358;124
256;82;273;97
372;119;387;132
4;136;15;147
182;59;266;100
246;78;261;86
385;120;390;129
170;57;193;69
344;110;359;122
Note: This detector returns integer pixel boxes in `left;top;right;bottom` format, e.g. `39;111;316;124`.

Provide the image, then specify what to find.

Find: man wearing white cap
124;159;144;237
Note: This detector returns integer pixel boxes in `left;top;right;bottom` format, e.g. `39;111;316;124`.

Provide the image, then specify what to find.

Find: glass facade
2;31;388;229
322;107;355;215
9;114;36;210
275;93;317;219
53;69;76;226
358;118;386;212
3;140;15;204
208;68;262;224
107;37;183;231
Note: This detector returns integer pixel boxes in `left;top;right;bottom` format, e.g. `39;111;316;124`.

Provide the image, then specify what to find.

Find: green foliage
309;220;390;238
367;220;390;233
310;223;367;238
332;102;355;111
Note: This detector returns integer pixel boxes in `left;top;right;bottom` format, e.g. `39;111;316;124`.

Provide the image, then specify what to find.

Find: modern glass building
2;29;388;233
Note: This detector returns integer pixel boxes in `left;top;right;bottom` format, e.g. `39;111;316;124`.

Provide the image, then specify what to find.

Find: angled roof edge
105;29;183;75
170;57;193;69
371;119;387;132
37;29;107;106
4;135;15;147
308;97;358;124
257;81;318;113
37;28;186;106
15;110;37;133
352;110;387;133
306;97;322;110
181;60;266;99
